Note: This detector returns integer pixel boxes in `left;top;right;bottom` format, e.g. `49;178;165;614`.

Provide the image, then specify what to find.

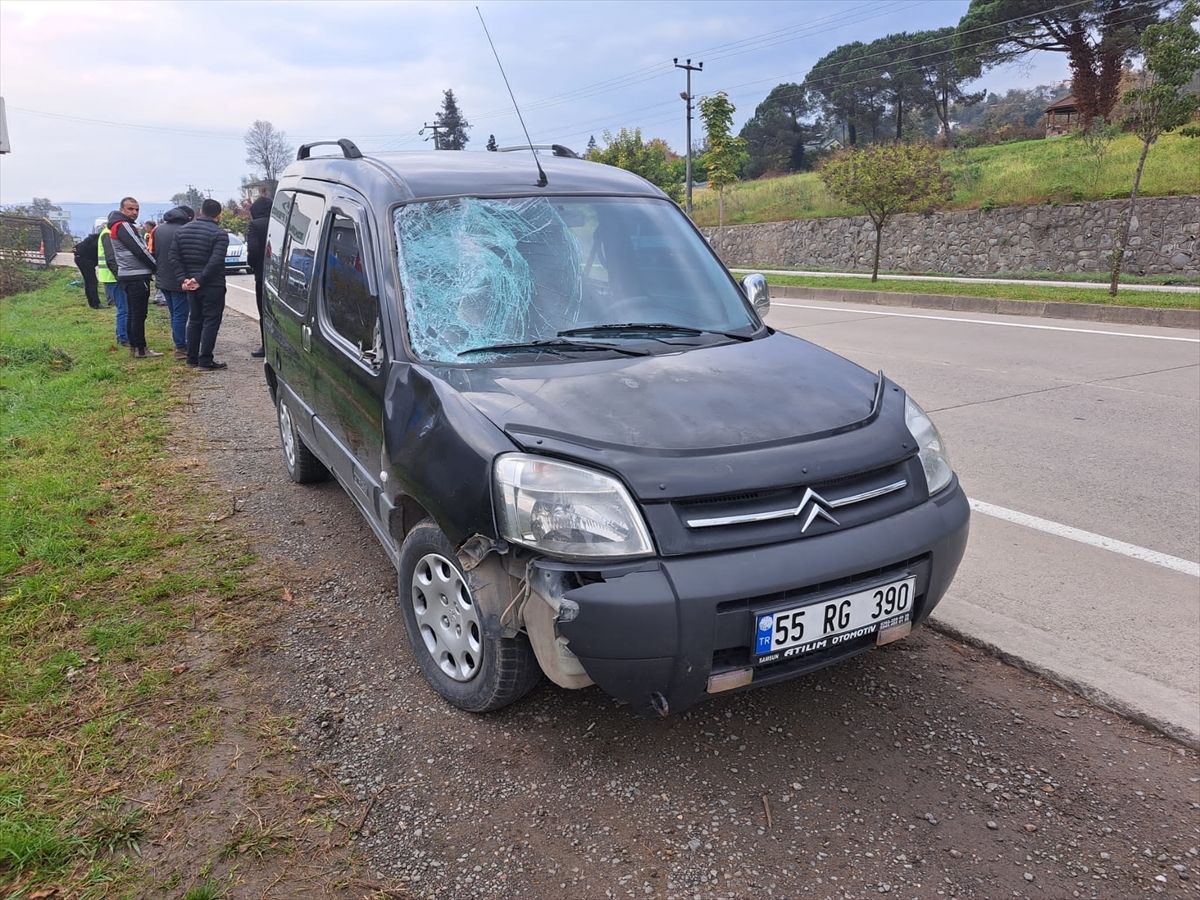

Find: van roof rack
497;144;579;159
297;139;363;161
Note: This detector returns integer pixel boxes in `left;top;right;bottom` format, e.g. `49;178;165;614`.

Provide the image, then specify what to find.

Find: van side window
263;191;293;302
280;192;327;316
324;212;379;358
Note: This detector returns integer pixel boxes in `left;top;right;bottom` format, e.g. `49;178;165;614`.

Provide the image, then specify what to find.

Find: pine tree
587;135;598;154
486;134;498;151
435;89;470;150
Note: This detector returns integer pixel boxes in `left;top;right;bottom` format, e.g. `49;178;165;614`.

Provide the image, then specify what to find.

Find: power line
532;0;1162;149
464;0;932;127
12;0;1160;159
10;107;239;139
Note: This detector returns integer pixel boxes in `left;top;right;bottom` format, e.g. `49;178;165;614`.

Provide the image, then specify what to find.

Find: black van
262;140;970;717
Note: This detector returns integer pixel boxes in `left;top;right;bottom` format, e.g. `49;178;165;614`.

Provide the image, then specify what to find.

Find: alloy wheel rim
411;552;483;682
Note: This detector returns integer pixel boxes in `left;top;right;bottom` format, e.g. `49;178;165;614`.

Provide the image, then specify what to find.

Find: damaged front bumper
524;479;970;716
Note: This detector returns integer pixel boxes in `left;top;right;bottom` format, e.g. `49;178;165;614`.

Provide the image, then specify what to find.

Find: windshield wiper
559;323;753;342
457;338;649;358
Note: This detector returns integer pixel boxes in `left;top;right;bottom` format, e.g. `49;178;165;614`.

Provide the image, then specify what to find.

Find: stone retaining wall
701;196;1199;278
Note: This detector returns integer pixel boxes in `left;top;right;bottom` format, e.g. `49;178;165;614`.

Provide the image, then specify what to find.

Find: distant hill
55;201;176;237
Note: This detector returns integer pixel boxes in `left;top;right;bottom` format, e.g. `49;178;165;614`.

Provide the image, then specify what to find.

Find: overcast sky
0;0;1069;204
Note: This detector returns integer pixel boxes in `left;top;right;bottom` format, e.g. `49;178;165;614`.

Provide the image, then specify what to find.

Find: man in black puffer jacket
245;195;272;358
151;206;194;360
72;230;103;308
169;198;230;370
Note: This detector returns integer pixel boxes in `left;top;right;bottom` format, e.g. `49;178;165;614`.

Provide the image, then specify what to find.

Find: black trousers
186;283;227;366
77;263;101;307
253;267;265;346
121;277;152;351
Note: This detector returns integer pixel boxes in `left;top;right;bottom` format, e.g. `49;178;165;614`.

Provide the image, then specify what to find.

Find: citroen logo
684;479;906;531
793;487;840;533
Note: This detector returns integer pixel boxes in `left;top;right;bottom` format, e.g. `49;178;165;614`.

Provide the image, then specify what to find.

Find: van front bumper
552;479;970;716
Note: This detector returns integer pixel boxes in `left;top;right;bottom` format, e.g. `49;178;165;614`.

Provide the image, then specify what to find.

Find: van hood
443;332;907;498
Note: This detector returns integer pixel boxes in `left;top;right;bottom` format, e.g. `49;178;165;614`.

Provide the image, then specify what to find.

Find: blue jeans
104;282;129;343
162;290;189;349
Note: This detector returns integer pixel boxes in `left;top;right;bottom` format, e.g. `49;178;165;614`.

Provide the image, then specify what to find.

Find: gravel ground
180;309;1200;900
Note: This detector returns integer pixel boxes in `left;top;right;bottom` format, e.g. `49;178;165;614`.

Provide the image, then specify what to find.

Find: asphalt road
222;274;1200;746
764;297;1200;746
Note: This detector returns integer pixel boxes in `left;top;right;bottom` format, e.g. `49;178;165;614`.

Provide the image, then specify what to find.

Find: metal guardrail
0;214;64;269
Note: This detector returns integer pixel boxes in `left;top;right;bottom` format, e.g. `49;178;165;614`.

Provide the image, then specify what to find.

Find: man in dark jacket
151;206;194;360
108;197;161;358
245;195;272;358
170;198;229;370
72;231;103;308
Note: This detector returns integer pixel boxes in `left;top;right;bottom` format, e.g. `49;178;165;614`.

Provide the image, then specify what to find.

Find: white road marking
774;302;1200;343
970;499;1200;578
228;282;254;294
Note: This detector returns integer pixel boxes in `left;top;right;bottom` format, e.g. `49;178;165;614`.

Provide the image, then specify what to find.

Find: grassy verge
752;266;1196;287
761;273;1200;310
0;272;341;898
690;132;1199;227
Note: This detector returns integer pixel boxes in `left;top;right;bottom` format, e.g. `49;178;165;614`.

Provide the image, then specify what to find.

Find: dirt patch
147;309;1199;899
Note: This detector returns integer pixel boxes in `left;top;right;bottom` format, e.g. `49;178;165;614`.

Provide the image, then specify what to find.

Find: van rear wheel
277;395;327;484
398;519;541;712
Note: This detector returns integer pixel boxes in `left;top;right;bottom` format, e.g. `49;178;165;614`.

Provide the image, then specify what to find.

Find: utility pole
420;122;445;150
674;57;702;216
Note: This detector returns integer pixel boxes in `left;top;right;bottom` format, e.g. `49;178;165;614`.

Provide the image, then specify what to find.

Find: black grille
644;458;924;556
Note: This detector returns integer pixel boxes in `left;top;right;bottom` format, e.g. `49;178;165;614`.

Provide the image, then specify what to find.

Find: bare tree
244;120;294;194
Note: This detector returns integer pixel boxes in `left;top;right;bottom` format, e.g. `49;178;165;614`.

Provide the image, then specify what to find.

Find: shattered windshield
393;196;756;363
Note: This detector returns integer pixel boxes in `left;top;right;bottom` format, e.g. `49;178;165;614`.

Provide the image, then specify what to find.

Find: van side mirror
740;273;770;318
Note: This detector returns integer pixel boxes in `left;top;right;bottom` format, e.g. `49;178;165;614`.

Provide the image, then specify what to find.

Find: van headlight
904;396;954;496
493;455;654;560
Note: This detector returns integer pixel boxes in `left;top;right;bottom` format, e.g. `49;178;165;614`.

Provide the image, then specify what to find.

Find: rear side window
263;191;293;302
279;192;327;316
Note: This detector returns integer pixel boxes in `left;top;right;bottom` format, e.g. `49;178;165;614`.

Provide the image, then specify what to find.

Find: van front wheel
398;519;541;712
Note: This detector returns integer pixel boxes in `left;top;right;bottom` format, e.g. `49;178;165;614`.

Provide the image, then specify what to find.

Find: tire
277;394;327;484
398;518;541;712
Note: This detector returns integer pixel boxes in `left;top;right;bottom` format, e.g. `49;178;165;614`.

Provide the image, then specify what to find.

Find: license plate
753;576;915;664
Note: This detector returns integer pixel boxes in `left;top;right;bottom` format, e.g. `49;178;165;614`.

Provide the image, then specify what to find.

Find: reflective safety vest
96;225;116;284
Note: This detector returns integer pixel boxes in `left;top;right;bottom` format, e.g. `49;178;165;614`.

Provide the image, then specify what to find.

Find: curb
768;284;1200;330
928;617;1200;750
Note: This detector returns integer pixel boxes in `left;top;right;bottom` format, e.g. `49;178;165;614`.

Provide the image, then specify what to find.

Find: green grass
762;273;1199;309
691;132;1200;226
0;271;260;897
183;881;225;900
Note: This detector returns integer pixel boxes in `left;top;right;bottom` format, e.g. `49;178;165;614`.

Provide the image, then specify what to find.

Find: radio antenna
476;6;547;187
